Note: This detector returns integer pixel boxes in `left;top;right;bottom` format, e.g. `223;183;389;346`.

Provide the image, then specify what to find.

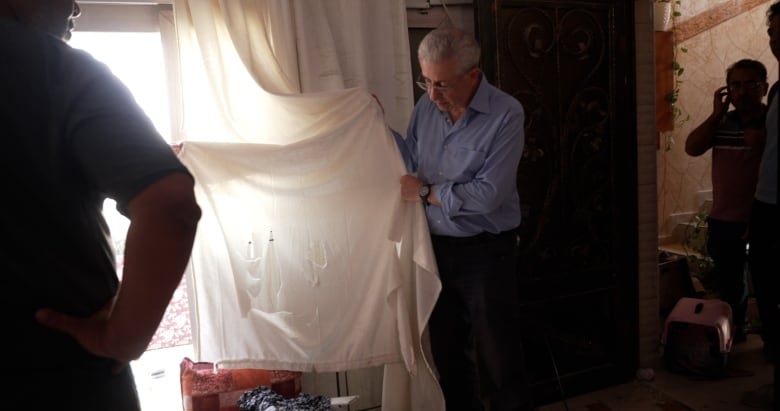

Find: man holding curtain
1;1;201;410
393;27;533;410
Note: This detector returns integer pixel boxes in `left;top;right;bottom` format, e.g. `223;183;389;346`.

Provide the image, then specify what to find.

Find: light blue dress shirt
394;75;525;237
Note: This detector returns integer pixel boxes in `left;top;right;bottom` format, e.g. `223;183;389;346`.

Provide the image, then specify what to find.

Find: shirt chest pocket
446;147;487;181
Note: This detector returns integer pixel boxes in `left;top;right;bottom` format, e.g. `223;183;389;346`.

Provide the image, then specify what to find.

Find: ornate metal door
475;0;638;405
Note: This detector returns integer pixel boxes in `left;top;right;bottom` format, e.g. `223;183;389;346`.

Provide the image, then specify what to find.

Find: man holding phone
685;59;768;343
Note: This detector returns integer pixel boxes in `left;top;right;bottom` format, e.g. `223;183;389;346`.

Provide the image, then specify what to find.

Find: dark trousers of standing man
748;200;779;411
748;200;778;411
706;218;749;338
429;229;533;411
748;200;779;364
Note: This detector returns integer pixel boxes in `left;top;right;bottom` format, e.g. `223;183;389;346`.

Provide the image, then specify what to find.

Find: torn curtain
171;0;442;408
178;90;443;410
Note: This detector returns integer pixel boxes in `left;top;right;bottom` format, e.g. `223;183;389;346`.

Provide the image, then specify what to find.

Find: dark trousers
748;200;779;362
429;229;533;411
748;201;778;410
10;363;141;411
775;309;779;411
706;218;749;335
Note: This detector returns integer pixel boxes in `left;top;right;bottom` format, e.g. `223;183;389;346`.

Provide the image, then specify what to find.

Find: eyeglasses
415;75;456;93
727;81;764;92
416;68;479;93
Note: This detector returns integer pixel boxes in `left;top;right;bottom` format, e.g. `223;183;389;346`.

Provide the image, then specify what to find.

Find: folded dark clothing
238;386;331;411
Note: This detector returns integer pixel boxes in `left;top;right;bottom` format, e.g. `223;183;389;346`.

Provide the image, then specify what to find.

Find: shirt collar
467;74;492;115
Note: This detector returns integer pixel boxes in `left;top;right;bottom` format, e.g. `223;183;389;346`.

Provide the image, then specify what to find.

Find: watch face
419;185;430;197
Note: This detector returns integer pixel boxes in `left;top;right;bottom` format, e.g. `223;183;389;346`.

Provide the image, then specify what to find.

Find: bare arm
36;172;201;363
685;86;729;156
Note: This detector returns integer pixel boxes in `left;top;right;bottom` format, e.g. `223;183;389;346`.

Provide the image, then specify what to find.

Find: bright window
68;31;171;266
68;32;171;142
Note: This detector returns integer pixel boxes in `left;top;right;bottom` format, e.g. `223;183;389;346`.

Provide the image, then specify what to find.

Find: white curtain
170;0;413;143
169;1;443;409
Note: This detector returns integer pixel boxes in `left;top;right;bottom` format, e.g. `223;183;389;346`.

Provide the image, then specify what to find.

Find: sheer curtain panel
170;1;442;409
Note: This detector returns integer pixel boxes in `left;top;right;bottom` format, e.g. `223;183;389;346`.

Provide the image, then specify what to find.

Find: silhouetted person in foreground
1;1;201;409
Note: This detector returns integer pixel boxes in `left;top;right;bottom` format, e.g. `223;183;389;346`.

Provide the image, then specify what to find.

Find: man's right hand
713;85;730;117
400;174;424;202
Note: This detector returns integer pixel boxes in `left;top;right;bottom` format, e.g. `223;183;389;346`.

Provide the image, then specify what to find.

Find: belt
431;228;518;246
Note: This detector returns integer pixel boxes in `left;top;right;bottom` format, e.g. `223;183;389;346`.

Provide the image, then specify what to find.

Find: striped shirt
710;110;765;222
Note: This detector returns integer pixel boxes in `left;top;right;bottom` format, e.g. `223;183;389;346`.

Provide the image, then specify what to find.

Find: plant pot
654;2;672;31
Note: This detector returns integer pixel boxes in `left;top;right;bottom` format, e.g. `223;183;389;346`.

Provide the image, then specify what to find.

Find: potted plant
683;207;715;295
656;0;689;150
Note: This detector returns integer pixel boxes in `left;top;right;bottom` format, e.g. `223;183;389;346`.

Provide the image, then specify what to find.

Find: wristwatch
418;184;431;206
